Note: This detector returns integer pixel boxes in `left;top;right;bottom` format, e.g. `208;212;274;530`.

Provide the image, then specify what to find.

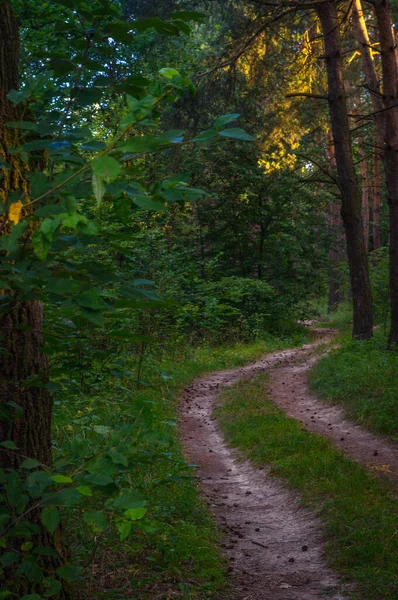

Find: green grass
309;298;353;330
310;330;398;440
216;374;398;600
54;330;309;599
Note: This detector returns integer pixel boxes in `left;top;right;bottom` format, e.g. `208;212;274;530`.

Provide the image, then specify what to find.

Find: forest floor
180;329;398;600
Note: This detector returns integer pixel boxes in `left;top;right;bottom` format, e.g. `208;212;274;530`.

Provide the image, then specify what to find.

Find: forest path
267;332;398;485
180;331;350;600
180;330;398;599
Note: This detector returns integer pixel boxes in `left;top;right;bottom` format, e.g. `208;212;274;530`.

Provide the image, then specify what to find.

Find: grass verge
54;330;309;600
309;329;398;440
216;374;398;600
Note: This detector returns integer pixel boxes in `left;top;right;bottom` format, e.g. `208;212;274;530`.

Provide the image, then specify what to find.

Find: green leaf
113;492;145;510
124;75;151;87
117;521;132;541
107;22;135;44
160;129;184;143
83;510;107;532
7;89;29;106
192;129;217;143
17;561;43;584
43;576;62;597
35;205;65;218
0;441;17;450
20;595;43;600
49;58;76;76
70;87;103;106
119;134;167;153
218;128;256;141
51;474;73;484
20;458;41;469
124;507;147;521
41;506;60;534
56;565;82;582
171;10;206;22
32;231;52;261
92;173;105;208
214;113;240;129
159;67;180;79
21;542;34;552
0;552;19;567
79;307;105;327
7;121;38;131
91;156;121;182
80;140;106;151
131;195;167;211
76;486;92;497
108;448;128;467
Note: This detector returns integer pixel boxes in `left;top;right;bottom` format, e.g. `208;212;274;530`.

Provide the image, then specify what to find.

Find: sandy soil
180;332;352;599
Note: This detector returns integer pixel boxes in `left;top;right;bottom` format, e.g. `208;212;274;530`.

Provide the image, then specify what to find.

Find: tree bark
0;3;73;597
0;0;53;470
322;131;346;312
351;0;384;252
358;137;370;253
372;0;398;347
373;144;382;249
352;0;385;141
317;0;373;339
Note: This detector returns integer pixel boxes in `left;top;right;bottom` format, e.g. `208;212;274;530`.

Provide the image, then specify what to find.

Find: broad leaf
218;128;256;141
91;156;121;182
92;173;105;207
214;113;240;129
41;506;60;534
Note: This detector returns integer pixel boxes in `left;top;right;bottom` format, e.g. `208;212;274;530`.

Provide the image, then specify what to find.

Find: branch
296;152;340;187
195;6;300;80
286;92;329;100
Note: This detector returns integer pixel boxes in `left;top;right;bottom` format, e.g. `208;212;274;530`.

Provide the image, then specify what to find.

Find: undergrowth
216;374;398;600
309;330;398;439
54;330;309;599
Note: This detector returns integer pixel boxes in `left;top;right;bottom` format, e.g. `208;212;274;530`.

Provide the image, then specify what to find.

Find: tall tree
0;2;72;598
351;0;383;249
0;3;53;472
316;0;373;339
371;0;398;347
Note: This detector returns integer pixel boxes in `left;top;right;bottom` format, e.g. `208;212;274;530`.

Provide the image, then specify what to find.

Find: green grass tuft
216;374;398;600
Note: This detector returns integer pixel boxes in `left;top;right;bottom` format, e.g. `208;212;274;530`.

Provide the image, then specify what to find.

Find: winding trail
268;333;398;484
179;330;398;599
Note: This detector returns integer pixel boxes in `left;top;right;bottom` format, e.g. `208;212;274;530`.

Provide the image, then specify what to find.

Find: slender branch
195;6;300;80
286;92;329;100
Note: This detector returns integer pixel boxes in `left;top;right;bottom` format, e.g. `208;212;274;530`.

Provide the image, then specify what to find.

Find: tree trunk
317;1;373;339
0;0;53;469
373;145;382;249
0;302;53;468
0;3;73;598
358;137;370;253
323;132;346;312
372;0;398;347
351;0;385;252
352;0;385;142
327;199;346;311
